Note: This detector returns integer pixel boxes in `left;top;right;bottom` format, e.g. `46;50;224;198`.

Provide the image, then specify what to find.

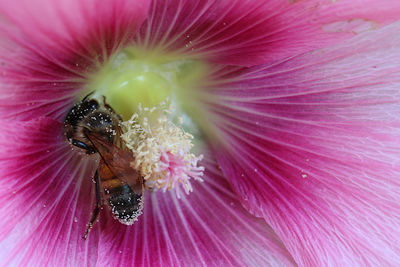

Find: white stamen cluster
121;102;204;198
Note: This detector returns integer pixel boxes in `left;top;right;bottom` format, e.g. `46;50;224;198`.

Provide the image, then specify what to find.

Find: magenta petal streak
0;118;99;266
96;151;295;266
135;0;400;66
1;0;400;120
0;0;150;121
208;22;400;266
0;118;295;266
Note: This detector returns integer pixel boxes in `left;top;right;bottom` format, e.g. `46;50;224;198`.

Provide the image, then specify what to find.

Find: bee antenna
82;91;95;102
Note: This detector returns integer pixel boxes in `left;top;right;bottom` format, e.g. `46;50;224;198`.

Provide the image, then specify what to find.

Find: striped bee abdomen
99;161;143;225
107;184;143;225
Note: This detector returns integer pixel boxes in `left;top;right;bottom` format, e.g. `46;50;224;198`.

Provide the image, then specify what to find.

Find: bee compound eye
71;139;90;151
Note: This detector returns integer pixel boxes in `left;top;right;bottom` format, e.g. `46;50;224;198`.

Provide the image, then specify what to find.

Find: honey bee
64;94;144;239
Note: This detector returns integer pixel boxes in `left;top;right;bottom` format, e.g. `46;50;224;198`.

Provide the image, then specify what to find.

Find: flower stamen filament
121;101;204;198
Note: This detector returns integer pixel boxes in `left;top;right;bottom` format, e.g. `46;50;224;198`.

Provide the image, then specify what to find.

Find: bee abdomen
107;184;143;225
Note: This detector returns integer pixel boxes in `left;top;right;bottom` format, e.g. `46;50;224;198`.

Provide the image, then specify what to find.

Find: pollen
121;101;204;198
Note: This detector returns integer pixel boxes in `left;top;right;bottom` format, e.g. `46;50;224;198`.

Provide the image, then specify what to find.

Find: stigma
121;101;204;198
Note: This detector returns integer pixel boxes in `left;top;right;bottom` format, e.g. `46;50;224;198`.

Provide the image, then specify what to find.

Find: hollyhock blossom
1;0;400;266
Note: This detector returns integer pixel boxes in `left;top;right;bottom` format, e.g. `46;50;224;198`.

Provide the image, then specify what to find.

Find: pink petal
3;0;399;121
0;0;149;51
96;150;295;266
0;118;294;266
0;117;99;266
205;22;400;265
135;0;400;66
0;0;150;120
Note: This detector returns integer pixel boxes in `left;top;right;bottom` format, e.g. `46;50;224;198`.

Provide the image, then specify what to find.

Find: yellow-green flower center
87;47;208;121
83;46;210;195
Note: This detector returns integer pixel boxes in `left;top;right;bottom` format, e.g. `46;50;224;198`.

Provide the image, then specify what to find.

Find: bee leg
102;96;112;110
102;96;123;121
83;170;103;240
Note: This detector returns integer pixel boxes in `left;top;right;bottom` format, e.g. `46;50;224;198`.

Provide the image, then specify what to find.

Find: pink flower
1;0;400;266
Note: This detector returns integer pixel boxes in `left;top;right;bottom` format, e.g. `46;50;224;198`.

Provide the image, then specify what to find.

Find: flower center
85;46;208;196
87;47;207;122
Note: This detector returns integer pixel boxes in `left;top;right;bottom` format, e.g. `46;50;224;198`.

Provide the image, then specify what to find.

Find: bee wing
85;131;143;192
